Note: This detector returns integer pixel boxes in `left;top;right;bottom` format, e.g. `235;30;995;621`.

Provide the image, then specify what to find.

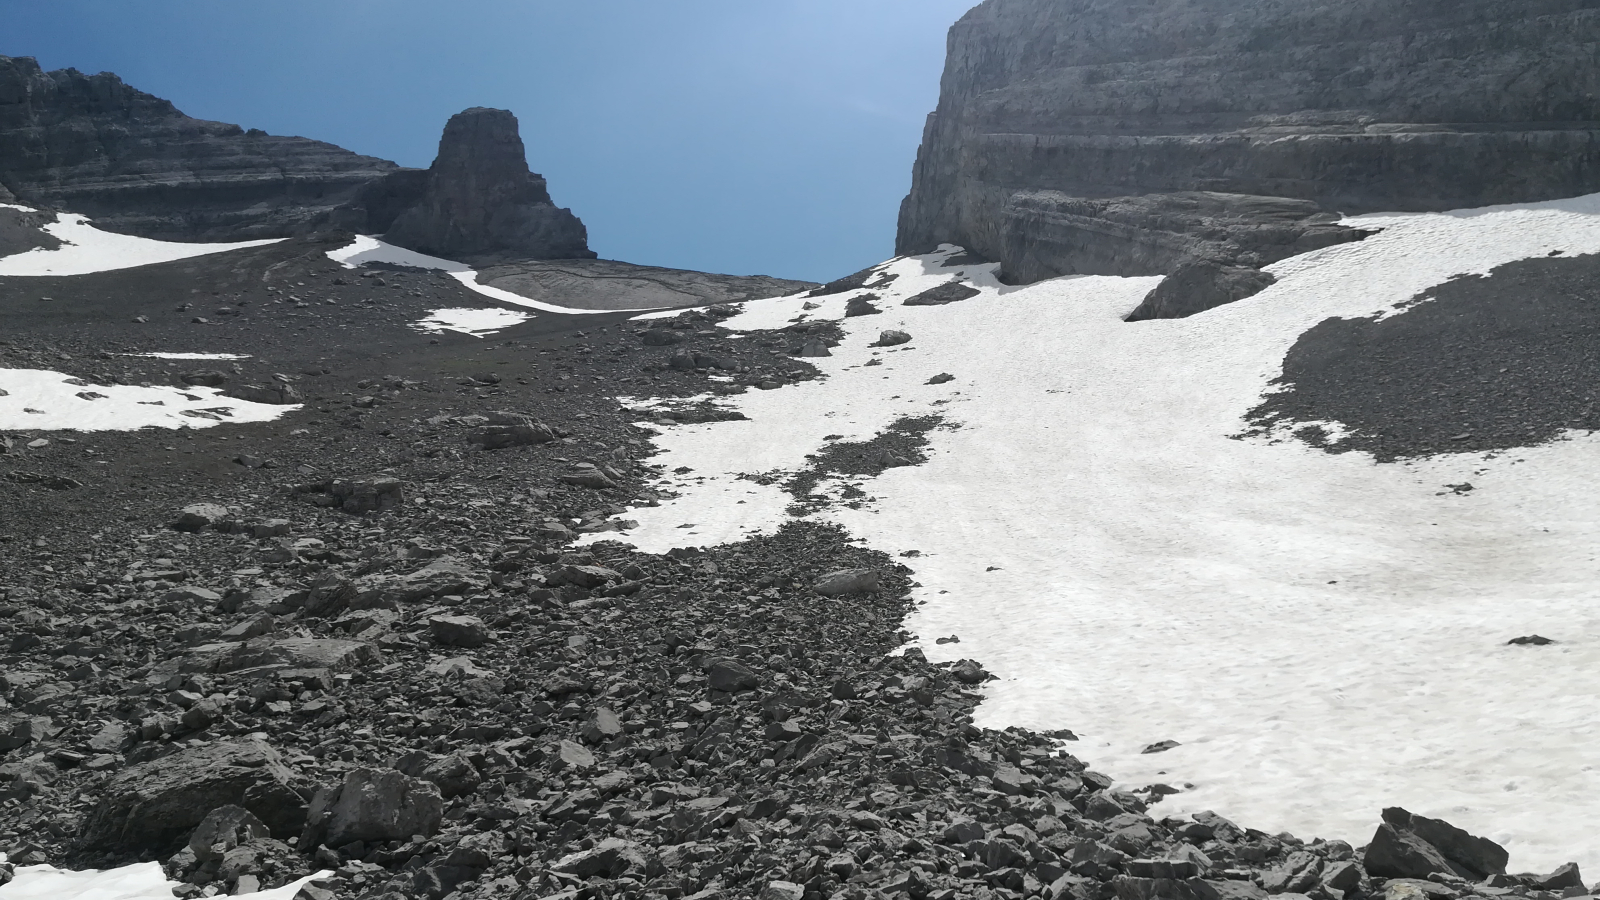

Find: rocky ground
0;243;1591;900
1246;252;1600;461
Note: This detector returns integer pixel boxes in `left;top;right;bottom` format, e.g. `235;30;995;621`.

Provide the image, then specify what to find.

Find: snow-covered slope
592;193;1600;873
0;207;280;276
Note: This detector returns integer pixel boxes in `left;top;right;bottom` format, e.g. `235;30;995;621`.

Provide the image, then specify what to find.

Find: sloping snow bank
589;193;1600;873
0;369;296;431
0;861;327;899
327;236;661;318
0;211;279;277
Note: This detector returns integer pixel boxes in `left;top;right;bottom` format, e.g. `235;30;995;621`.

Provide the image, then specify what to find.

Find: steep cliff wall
0;56;404;241
0;58;593;261
898;0;1600;312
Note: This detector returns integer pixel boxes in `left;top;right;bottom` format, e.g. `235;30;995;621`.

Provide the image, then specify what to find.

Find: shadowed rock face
384;108;594;263
0;55;402;241
898;0;1600;313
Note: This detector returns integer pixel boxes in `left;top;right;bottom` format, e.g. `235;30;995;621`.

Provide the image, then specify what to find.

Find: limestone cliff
0;58;594;262
0;56;401;241
898;0;1600;316
384;108;593;263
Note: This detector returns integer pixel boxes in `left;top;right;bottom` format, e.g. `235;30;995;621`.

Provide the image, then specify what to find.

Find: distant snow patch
0;210;280;277
413;307;532;337
0;368;296;431
124;352;251;360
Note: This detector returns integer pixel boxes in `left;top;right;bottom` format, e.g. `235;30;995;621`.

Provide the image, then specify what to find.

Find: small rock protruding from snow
873;329;911;347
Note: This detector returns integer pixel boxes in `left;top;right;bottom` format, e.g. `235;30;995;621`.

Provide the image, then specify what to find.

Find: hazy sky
0;0;977;282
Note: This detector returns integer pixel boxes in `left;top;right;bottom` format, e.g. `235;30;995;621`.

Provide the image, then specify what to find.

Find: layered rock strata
0;56;401;241
899;0;1600;316
384;107;593;263
0;59;596;262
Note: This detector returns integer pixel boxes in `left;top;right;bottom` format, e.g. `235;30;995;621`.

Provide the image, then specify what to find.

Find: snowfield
0;369;297;431
588;193;1600;873
0;210;280;277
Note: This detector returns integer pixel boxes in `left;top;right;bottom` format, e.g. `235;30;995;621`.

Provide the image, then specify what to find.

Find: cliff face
0;56;402;241
0;58;594;261
385;108;594;263
898;0;1600;312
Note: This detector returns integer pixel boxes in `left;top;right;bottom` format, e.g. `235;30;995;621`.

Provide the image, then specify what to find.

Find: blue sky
0;0;976;282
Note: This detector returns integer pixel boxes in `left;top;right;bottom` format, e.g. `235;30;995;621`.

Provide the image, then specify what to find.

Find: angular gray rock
188;805;271;863
1363;807;1509;881
429;614;489;648
383;107;594;263
316;768;444;846
904;281;981;307
898;1;1600;308
79;741;308;853
465;411;556;450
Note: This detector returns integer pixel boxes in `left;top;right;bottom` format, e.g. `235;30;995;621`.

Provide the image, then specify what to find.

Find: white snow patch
412;307;533;337
123;352;251;361
0;369;296;431
632;306;708;321
583;195;1600;873
0;212;279;276
0;861;329;899
327;236;663;316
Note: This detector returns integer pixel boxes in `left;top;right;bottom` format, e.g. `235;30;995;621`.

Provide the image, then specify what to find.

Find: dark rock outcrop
0;59;593;263
475;258;814;311
898;0;1600;315
0;55;403;241
0;205;58;257
1363;807;1509;881
79;741;309;854
383;107;593;263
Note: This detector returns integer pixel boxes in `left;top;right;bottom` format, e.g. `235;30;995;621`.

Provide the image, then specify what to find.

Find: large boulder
466;411;557;450
384;107;595;263
1363;807;1509;881
303;768;444;847
79;741;309;853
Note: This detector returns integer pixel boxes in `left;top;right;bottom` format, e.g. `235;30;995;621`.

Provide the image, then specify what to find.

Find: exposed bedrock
475;258;815;311
899;0;1600;317
0;55;402;241
383;107;594;264
0;59;594;262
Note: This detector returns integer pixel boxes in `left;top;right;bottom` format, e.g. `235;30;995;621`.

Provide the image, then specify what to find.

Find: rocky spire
383;107;594;262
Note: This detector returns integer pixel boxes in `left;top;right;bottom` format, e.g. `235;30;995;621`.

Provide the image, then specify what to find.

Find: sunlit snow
123;353;251;360
0;210;280;277
0;369;297;431
586;193;1600;873
413;306;533;336
0;860;328;900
